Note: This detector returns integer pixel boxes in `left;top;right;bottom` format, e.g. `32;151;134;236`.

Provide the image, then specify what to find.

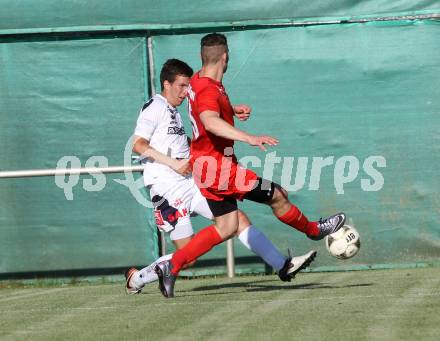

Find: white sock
238;225;287;271
134;253;173;287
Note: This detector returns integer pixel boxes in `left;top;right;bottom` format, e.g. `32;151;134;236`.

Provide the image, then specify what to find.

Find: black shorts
206;177;276;217
207;196;238;217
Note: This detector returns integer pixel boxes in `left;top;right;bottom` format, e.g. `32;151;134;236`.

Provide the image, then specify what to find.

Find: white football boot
125;267;143;294
278;249;317;282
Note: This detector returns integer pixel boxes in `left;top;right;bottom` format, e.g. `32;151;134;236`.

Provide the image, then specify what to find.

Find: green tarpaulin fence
0;1;439;278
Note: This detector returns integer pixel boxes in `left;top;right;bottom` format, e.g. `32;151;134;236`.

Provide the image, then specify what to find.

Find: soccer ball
325;225;360;259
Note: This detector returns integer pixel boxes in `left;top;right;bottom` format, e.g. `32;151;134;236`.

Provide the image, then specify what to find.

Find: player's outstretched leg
236;211;313;282
268;185;346;239
128;212;307;294
277;249;317;282
125;253;173;294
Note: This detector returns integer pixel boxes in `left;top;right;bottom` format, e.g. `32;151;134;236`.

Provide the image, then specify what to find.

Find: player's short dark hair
160;59;193;90
201;33;228;65
201;33;228;48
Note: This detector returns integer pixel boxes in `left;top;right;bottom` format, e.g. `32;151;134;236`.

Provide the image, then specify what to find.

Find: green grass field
1;267;439;341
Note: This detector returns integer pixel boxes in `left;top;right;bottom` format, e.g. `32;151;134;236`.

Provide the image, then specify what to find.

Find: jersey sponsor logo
168;126;186;135
152;195;188;227
166;208;188;223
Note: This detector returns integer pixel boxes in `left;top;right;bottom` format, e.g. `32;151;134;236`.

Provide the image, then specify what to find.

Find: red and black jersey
187;72;258;201
187;72;235;157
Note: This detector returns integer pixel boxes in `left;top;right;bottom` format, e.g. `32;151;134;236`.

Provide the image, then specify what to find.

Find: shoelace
318;217;335;229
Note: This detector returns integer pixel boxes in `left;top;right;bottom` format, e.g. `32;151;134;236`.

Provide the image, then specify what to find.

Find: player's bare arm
200;110;278;151
132;135;191;176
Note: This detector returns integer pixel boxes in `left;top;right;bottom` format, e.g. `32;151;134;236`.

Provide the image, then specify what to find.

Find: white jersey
134;94;190;186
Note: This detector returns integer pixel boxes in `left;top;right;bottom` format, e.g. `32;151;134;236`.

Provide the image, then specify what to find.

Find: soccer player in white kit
125;59;316;294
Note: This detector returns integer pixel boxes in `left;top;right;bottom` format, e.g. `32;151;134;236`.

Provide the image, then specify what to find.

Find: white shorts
149;177;213;240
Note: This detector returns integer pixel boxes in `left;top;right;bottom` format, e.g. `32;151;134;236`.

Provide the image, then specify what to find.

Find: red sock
171;225;223;275
276;205;318;236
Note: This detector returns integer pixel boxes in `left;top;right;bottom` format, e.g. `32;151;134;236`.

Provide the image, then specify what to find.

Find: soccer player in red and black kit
156;33;346;298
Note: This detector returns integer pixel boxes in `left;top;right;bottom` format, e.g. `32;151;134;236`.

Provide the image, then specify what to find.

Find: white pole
226;239;235;278
147;36;156;96
0;165;144;179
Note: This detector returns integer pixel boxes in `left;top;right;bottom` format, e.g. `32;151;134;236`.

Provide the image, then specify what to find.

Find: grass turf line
0;267;439;341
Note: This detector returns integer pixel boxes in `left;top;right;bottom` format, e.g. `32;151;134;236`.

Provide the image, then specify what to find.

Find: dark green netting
153;20;440;273
0;36;158;275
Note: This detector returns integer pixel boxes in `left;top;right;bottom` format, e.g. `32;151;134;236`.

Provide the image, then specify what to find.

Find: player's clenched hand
247;135;278;151
233;104;252;121
171;158;192;176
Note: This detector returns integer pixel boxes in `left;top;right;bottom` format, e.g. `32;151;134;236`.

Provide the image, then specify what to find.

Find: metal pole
147;36;156;96
0;165;144;179
226;239;235;278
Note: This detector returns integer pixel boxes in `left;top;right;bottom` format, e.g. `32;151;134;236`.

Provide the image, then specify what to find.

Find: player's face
165;75;190;107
